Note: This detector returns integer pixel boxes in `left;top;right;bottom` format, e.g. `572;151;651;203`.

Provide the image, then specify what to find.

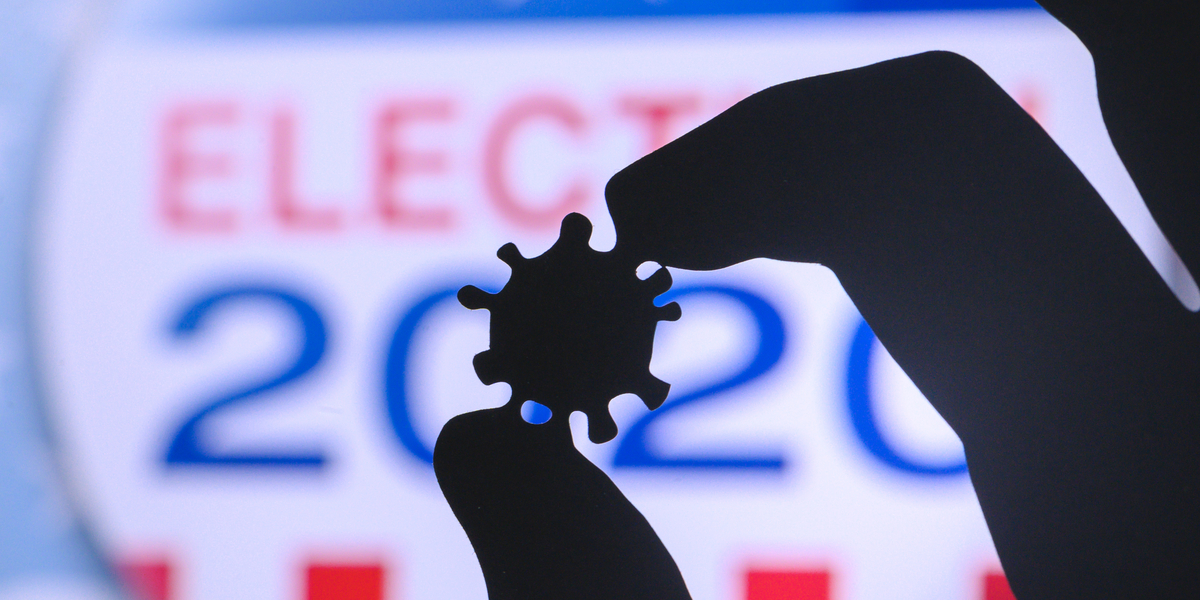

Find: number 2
164;286;328;468
613;285;788;471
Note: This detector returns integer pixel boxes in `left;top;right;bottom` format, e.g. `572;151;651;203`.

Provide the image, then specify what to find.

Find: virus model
457;212;681;443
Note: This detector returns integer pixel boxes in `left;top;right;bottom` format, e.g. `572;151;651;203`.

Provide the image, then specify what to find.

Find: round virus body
458;213;681;443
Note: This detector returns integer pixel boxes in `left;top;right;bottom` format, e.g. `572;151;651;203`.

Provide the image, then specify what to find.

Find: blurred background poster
3;1;1194;599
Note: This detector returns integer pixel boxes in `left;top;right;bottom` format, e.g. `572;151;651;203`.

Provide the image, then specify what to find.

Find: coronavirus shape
458;213;681;443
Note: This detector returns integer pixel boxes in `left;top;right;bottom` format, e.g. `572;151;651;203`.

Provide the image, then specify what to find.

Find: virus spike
497;242;524;266
457;285;494;311
635;373;671;410
656;301;682;322
585;408;619;444
643;267;673;296
559;212;593;244
472;350;504;385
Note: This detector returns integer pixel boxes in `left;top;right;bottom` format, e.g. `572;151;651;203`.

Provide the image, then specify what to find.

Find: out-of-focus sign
34;10;1153;600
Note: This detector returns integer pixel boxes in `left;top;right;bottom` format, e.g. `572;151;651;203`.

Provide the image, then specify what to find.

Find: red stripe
746;569;831;600
306;563;386;600
983;571;1016;600
116;560;171;600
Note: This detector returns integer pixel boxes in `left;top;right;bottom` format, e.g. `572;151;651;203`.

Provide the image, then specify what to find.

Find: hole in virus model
636;261;663;279
521;401;552;424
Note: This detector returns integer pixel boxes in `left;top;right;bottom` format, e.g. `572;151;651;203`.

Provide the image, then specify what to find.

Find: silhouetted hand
435;406;691;600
